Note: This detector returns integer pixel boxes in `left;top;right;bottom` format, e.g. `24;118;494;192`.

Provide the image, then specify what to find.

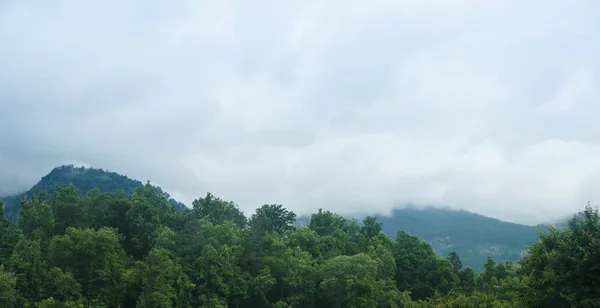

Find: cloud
1;0;600;224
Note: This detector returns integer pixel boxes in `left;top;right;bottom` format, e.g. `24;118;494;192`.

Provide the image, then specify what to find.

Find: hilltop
0;165;186;221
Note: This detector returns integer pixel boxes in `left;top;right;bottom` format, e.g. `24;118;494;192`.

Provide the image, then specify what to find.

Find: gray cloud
1;0;600;224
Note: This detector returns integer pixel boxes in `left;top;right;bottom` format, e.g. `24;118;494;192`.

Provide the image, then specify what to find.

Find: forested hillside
378;207;544;272
0;183;599;307
0;165;185;222
2;166;552;272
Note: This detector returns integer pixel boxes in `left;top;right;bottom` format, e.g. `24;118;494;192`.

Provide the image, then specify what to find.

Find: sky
1;0;600;225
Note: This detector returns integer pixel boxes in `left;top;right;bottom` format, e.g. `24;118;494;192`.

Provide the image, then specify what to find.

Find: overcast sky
1;0;599;225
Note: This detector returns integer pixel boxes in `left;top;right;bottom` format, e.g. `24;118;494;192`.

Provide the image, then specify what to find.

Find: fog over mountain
1;0;600;225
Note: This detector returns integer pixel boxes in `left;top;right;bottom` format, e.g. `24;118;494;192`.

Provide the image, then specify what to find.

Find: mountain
379;206;549;271
2;165;546;272
298;206;548;272
0;165;186;222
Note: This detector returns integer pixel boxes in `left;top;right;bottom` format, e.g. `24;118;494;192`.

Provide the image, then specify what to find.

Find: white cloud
1;0;600;224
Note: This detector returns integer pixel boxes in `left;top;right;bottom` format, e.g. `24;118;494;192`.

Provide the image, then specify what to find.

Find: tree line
0;183;599;307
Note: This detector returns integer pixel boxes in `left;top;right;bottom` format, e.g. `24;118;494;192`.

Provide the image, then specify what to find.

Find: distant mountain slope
1;165;186;221
378;206;548;272
298;206;547;272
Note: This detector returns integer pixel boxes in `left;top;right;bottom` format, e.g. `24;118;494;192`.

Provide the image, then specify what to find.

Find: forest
0;183;599;307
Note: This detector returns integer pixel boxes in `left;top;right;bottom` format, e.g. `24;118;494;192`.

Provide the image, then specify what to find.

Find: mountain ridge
2;165;547;271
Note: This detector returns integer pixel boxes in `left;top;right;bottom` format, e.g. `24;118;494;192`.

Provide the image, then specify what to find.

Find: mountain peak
1;165;186;221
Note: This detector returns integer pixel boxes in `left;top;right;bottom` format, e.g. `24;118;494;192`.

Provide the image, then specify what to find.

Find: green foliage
193;192;247;228
447;252;462;272
34;297;84;308
42;267;82;303
134;247;193;308
309;209;350;237
420;290;513;308
263;240;318;306
393;231;459;300
51;185;85;235
19;196;55;242
50;227;131;306
3;172;600;307
318;253;402;308
0;201;21;264
10;236;46;305
0;265;17;308
250;204;296;236
360;216;382;240
457;267;476;294
192;243;248;306
518;204;600;307
125;185;166;259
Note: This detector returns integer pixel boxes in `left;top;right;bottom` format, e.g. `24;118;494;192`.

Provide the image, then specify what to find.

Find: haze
1;0;599;225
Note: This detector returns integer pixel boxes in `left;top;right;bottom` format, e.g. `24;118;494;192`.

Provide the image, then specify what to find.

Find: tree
284;226;322;259
19;196;54;242
33;297;84;308
393;232;458;300
309;209;349;237
476;256;498;293
50;227;131;306
249;204;296;236
10;236;46;306
42;267;82;303
191;244;248;307
0;265;17;308
0;201;21;265
247;268;275;307
447;252;462;272
458;267;476;294
134;248;194;308
424;290;512;308
318;253;401;308
125;185;164;259
51;185;85;235
518;205;600;307
307;209;362;258
360;216;382;240
262;240;318;307
192;192;247;228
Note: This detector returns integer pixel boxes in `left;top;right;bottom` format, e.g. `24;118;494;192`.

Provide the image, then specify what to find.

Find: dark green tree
50;185;86;235
447;252;462;272
309;209;349;237
249;204;296;236
518;205;600;307
50;227;131;306
9;236;46;306
0;265;17;308
360;216;382;240
262;239;318;307
192;192;247;228
0;201;21;265
318;253;402;308
393;232;458;300
134;247;194;308
125;185;168;259
18;196;54;243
